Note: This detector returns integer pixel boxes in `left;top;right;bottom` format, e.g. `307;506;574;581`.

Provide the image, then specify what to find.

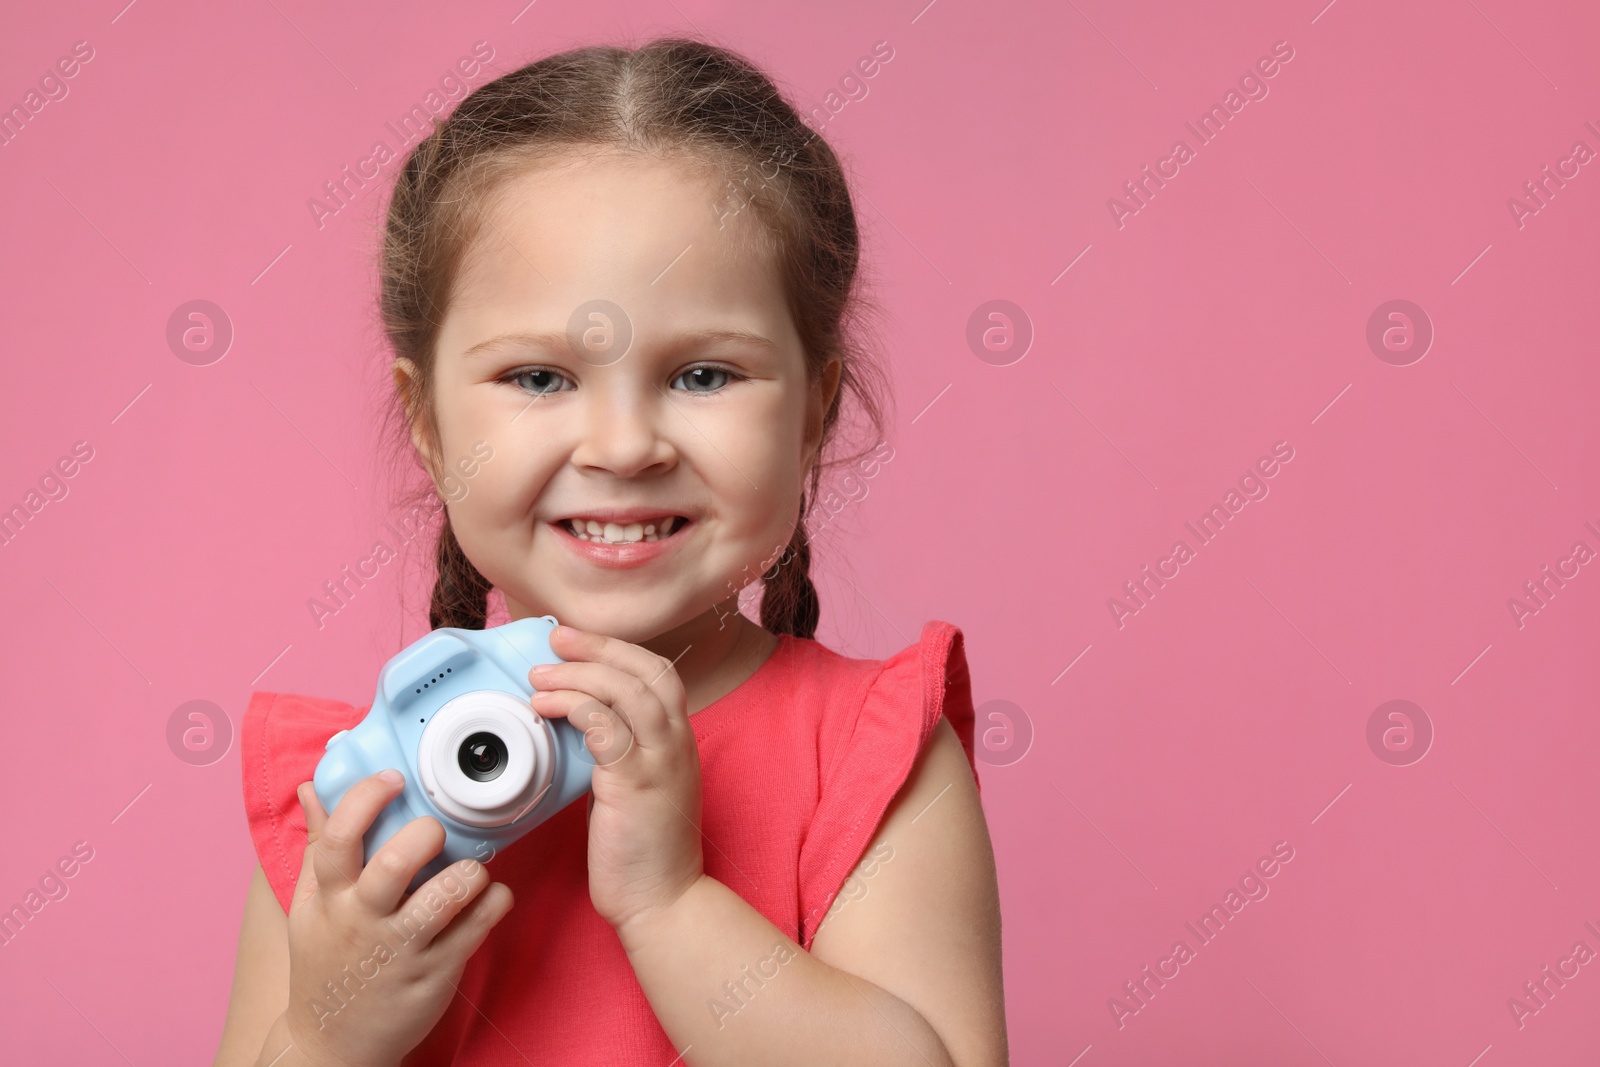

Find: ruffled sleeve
796;620;977;949
240;690;368;913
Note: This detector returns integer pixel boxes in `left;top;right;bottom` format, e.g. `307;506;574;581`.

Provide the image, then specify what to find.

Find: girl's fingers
296;780;361;893
546;626;687;717
355;814;447;915
291;782;329;908
298;780;329;838
392;859;498;951
312;771;404;893
531;688;637;768
528;659;673;748
424;880;515;963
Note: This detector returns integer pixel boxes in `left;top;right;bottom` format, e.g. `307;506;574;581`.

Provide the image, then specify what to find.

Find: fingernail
379;769;404;786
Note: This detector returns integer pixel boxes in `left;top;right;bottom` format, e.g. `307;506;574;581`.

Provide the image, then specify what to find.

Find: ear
802;356;843;476
391;357;442;482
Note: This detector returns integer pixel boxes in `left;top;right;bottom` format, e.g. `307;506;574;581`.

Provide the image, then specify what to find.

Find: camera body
313;615;592;891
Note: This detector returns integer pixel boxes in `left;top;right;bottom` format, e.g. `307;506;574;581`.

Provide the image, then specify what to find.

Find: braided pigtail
428;513;492;630
759;498;820;640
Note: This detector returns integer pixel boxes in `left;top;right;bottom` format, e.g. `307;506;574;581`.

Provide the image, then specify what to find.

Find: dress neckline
688;631;795;735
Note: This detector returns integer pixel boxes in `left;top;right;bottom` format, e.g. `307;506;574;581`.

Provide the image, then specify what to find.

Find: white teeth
562;516;684;544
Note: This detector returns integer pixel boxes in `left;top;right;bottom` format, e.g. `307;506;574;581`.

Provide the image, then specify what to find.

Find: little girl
214;37;1005;1067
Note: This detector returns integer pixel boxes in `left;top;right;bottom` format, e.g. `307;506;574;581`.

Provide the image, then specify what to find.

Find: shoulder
798;619;977;786
793;620;980;944
241;689;366;818
241;690;367;913
806;695;1006;1065
242;689;365;739
794;620;1007;1060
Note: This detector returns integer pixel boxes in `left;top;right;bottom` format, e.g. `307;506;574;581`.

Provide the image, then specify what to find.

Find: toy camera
313;615;593;891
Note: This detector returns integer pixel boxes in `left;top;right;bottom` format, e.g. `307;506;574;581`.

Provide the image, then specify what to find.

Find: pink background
2;0;1598;1062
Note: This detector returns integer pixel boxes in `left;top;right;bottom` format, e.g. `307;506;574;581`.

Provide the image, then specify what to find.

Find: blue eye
671;365;742;393
507;368;573;396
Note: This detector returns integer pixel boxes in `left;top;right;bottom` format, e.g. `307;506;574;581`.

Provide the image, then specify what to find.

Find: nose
569;384;677;478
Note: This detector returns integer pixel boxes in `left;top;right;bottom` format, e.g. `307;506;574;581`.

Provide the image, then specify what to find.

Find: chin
535;593;702;644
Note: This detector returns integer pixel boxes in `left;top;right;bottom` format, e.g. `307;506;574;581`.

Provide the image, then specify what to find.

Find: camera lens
419;690;555;827
458;731;508;782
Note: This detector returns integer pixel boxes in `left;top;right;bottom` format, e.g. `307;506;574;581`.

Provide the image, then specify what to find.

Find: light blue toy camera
313;615;593;891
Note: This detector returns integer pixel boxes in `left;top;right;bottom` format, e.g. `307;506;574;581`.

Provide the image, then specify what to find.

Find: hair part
378;36;889;639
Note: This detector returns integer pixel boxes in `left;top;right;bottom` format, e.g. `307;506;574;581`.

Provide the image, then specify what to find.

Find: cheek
445;446;561;595
430;384;555;532
433;375;506;438
693;401;806;539
468;423;567;525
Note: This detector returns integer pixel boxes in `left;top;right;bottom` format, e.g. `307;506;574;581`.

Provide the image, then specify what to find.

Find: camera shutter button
325;729;350;751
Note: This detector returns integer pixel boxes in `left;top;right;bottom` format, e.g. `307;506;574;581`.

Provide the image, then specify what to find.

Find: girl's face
399;150;838;644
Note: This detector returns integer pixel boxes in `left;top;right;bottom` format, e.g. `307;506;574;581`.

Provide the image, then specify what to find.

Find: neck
639;601;780;714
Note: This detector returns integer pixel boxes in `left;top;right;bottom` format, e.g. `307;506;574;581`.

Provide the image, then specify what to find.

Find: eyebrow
461;327;783;360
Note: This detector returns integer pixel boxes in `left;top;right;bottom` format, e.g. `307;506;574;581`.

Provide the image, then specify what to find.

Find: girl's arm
212;865;293;1065
618;716;1008;1067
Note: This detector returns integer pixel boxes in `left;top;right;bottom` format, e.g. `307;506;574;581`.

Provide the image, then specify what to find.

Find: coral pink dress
241;620;978;1066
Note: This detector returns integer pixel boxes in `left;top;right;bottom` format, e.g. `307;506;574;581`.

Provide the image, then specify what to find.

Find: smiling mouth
557;516;689;545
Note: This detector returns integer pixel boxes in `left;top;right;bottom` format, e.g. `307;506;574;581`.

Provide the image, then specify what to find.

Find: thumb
298;781;329;842
291;782;328;909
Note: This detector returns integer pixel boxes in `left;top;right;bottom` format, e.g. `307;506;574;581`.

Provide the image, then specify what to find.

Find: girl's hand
281;771;514;1067
527;625;705;934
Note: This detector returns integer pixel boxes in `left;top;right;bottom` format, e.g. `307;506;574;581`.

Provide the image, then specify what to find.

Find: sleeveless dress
240;620;979;1066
